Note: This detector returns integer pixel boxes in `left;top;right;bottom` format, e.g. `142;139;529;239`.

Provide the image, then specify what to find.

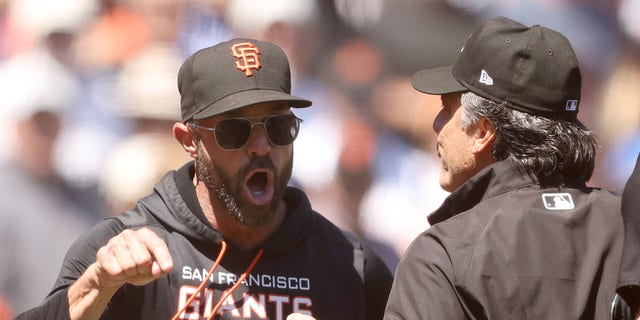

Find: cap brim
192;89;312;120
411;66;467;95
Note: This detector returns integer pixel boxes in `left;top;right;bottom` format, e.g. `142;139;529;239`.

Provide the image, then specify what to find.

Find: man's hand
69;228;173;320
93;228;173;288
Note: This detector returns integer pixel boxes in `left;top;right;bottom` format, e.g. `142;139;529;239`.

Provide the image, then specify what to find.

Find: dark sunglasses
188;114;302;150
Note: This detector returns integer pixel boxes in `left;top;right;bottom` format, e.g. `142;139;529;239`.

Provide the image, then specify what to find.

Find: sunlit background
0;0;638;316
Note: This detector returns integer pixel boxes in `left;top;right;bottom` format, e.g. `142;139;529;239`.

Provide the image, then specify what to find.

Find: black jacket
617;153;640;313
18;162;393;320
384;160;624;320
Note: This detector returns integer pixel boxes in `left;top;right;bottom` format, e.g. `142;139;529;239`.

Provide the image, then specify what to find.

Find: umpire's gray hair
459;91;598;181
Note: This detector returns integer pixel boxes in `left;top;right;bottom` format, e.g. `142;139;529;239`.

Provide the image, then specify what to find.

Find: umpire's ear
173;122;198;159
470;117;496;155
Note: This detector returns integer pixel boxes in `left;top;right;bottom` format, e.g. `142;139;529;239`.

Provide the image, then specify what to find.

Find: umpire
384;16;625;319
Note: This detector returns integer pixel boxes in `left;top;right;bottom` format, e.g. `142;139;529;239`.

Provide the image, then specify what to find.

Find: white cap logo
479;69;494;85
565;100;578;111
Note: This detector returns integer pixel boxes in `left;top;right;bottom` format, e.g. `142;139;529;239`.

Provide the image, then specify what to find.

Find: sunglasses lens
266;115;300;146
214;118;252;149
210;115;300;150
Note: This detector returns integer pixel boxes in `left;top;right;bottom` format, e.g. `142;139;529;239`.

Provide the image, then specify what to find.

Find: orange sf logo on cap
231;42;261;76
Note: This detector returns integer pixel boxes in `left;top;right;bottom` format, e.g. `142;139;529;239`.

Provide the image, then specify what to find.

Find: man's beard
195;145;292;226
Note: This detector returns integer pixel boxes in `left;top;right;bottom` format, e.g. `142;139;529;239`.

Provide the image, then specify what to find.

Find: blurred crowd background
1;0;639;317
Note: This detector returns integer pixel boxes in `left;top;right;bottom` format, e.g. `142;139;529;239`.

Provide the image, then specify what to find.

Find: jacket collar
428;160;537;225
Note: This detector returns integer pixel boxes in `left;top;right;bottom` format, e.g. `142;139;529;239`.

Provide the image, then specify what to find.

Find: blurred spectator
0;105;97;314
0;0;95;59
360;76;449;268
134;0;183;44
99;44;190;216
176;0;235;57
0;12;101;314
57;0;182;195
56;19;137;195
0;28;80;161
596;45;640;192
74;0;148;70
225;0;318;39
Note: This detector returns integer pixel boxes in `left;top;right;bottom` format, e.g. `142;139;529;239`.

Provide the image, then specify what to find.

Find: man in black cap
383;17;624;319
17;39;392;320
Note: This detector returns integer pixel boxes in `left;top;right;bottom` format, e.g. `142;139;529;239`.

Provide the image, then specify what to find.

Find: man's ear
471;118;496;155
174;123;198;159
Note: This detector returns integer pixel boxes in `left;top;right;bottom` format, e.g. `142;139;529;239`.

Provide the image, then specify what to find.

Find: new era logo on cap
479;69;494;85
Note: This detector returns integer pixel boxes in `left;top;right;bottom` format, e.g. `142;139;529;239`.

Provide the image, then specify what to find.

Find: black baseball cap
412;16;582;120
178;38;312;122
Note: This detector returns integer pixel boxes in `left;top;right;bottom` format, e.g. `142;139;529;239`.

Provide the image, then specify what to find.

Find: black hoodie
17;162;393;320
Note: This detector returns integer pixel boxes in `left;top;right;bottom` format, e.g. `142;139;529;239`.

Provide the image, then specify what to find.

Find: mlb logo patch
565;100;578;111
542;193;574;210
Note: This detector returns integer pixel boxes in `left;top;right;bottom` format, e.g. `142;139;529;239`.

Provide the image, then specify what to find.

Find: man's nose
244;123;271;156
432;110;445;133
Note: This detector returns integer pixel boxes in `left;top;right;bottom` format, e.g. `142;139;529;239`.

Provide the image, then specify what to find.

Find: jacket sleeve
364;245;394;320
14;289;71;320
15;218;125;319
383;232;467;320
618;153;640;313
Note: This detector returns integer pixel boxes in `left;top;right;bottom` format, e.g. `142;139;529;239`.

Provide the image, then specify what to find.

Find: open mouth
248;172;267;194
244;169;274;205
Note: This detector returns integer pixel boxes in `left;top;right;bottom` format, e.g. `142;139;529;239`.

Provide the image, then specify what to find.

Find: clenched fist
94;228;173;288
68;228;174;320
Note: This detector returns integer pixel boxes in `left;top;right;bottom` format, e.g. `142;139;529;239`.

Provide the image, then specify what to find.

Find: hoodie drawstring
170;240;264;320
